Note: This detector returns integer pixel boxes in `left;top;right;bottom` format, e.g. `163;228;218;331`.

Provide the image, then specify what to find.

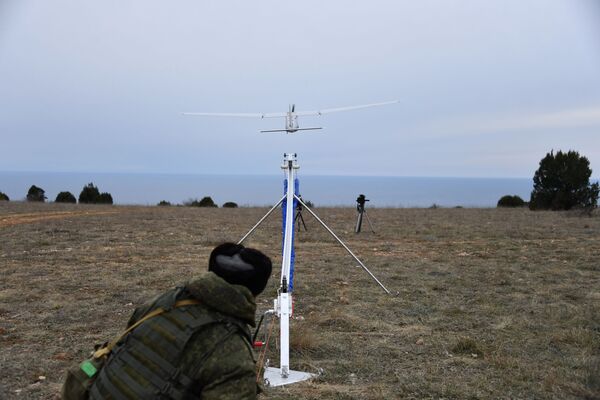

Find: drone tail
260;127;323;133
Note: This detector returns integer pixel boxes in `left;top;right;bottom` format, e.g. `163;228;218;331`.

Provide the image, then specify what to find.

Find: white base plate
264;367;315;387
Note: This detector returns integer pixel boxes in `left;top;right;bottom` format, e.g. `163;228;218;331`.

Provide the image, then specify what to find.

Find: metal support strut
294;195;391;295
238;153;394;388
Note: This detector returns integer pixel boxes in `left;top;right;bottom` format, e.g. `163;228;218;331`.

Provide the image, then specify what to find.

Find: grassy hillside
1;202;599;399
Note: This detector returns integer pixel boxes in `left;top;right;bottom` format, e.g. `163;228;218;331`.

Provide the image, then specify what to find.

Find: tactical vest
89;289;250;400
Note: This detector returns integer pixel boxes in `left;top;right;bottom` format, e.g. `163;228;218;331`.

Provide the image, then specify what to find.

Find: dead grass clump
451;337;484;357
549;327;598;350
314;310;363;331
584;357;600;397
290;323;321;352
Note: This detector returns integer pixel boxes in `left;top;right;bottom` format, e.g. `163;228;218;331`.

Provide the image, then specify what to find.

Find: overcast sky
1;1;599;177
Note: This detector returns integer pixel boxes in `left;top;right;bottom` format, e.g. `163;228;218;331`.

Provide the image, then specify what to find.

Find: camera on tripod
356;194;369;212
355;194;374;233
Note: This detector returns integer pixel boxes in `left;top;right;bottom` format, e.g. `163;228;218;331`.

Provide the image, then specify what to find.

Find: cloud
416;104;600;138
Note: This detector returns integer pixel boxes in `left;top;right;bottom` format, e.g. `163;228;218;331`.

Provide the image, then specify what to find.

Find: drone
182;100;398;133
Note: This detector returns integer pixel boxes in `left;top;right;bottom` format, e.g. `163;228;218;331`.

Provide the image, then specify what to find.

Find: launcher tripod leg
295;195;391;295
237;196;286;245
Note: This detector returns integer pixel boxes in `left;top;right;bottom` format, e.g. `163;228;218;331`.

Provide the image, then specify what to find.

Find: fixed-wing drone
182;100;398;133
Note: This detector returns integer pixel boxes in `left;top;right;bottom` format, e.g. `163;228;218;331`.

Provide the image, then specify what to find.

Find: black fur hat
209;243;272;296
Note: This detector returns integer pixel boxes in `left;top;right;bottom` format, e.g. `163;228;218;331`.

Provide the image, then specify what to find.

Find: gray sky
1;0;599;177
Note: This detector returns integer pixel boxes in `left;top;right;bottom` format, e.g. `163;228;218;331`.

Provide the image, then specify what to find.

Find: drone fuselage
285;112;300;133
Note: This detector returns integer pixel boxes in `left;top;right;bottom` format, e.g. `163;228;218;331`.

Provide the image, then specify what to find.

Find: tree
27;185;46;202
198;196;217;207
186;196;218;207
222;202;238;208
97;192;113;205
55;191;76;203
78;183;114;204
530;150;599;211
79;183;100;204
157;200;171;206
497;195;525;208
0;191;9;201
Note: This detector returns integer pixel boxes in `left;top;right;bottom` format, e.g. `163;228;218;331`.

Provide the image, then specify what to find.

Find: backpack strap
93;299;200;359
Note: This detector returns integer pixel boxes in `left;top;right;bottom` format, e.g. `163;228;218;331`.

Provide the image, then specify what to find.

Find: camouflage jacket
94;272;259;400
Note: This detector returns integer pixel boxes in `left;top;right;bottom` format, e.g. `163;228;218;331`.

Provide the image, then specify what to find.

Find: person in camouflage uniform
87;243;272;400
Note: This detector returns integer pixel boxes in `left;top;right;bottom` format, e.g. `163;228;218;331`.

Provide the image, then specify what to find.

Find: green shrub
0;191;9;201
222;202;238;208
497;195;525;208
79;183;100;204
158;200;171;206
530;150;599;210
55;191;76;203
186;196;218;208
79;183;113;204
97;192;113;205
26;185;46;202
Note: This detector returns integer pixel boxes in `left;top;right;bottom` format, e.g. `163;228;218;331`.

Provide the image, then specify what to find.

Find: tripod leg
299;213;307;231
364;210;376;233
294;195;392;294
355;210;363;233
238;195;286;244
294;212;300;232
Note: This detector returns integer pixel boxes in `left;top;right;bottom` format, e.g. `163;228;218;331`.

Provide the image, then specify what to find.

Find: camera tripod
294;196;307;232
355;194;375;233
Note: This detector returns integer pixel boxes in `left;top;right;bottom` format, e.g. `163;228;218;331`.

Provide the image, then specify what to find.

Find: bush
79;183;100;204
530;150;599;210
78;183;114;204
0;191;9;201
158;200;171;206
27;185;46;202
186;196;218;208
55;191;76;203
97;192;113;205
497;195;525;208
222;202;238;208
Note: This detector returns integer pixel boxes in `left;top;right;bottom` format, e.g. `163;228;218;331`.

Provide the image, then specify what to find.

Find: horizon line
0;169;548;180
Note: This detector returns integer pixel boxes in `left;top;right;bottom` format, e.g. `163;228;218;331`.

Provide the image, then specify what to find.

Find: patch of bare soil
1;201;599;399
0;210;120;228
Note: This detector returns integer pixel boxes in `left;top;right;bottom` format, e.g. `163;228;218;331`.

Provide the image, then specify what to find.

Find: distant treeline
2;150;596;212
158;197;238;208
0;183;114;205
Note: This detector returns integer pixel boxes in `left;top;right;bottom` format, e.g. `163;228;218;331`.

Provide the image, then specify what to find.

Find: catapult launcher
238;153;392;386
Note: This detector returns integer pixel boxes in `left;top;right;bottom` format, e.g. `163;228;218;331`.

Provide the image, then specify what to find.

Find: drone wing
181;112;287;119
294;100;398;116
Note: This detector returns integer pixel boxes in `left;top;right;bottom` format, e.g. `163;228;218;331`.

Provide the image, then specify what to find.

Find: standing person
65;242;272;400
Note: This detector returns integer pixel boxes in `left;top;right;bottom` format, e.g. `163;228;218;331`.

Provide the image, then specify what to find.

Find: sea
0;171;537;208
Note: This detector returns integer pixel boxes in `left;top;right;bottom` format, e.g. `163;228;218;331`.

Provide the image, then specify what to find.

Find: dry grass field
1;201;599;399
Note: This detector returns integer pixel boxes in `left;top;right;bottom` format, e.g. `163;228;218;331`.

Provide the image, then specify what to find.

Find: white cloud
417;104;600;137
